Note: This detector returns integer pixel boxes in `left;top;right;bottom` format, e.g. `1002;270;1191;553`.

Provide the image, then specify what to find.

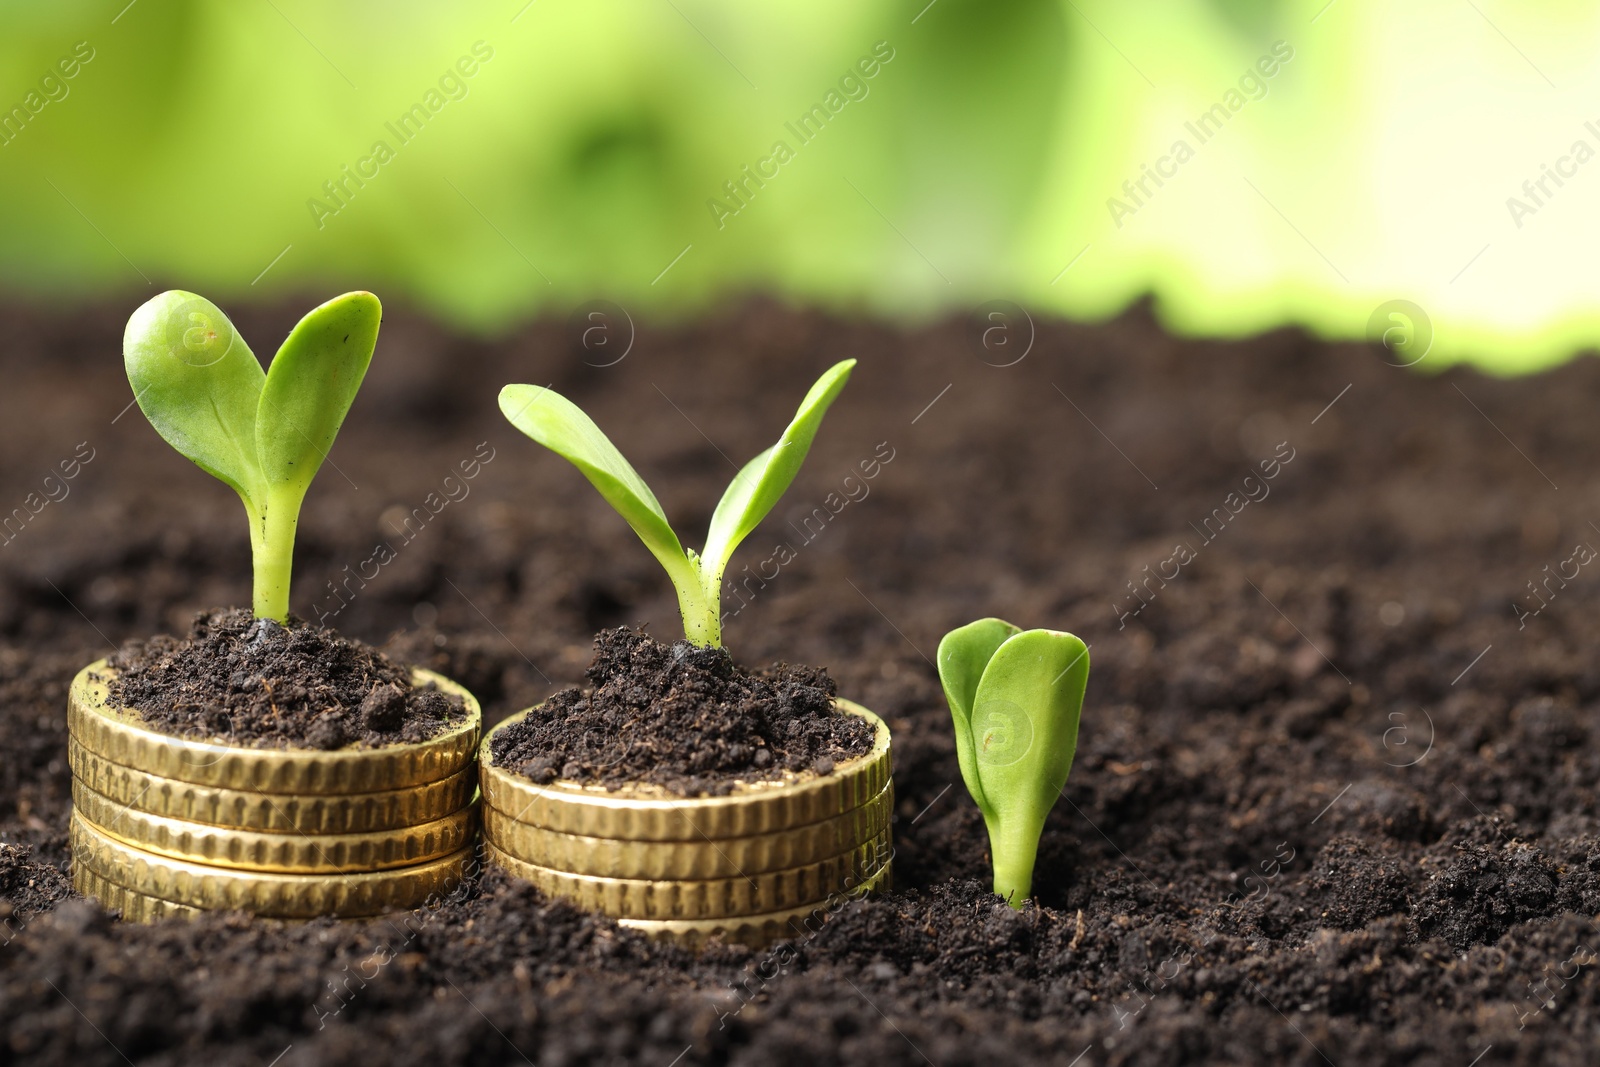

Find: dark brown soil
488;626;874;795
5;297;1600;1064
106;608;468;750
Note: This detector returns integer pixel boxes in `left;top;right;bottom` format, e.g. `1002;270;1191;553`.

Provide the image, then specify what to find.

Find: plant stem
989;816;1041;908
677;572;721;647
247;494;298;623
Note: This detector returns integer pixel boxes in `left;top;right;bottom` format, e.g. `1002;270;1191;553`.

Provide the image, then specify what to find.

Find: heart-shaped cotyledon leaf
124;291;381;622
499;360;855;648
124;291;267;505
256;291;380;500
937;617;1022;810
937;619;1090;907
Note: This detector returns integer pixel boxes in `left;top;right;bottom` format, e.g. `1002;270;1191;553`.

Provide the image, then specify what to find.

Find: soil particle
0;842;71;928
106;609;466;750
488;627;874;796
1305;835;1412;931
1411;827;1561;951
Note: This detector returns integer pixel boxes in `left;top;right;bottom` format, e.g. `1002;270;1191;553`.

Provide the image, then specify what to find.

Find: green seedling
124;290;380;623
937;617;1090;907
499;360;854;647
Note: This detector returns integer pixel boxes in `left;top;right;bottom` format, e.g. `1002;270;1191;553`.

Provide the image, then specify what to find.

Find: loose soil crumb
105;609;466;750
489;627;875;796
0;842;71;930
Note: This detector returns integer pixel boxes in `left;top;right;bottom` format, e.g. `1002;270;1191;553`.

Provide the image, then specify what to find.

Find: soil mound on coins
105;608;466;750
489;627;874;796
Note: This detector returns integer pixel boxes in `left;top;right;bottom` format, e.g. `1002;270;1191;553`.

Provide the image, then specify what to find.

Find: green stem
247;493;299;623
988;815;1041;909
677;570;721;647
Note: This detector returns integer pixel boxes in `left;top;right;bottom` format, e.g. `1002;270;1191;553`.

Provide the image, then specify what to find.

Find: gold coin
72;780;476;874
73;862;201;923
68;739;476;834
71;811;470;918
485;829;890;919
617;861;893;950
69;661;481;794
484;778;892;879
479;699;890;840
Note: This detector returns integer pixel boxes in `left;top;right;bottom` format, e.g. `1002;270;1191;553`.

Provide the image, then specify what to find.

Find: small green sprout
498;360;854;648
124;291;380;623
937;617;1090;907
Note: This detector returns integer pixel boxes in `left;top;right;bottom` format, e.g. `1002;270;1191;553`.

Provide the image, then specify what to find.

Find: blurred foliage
1;0;1598;371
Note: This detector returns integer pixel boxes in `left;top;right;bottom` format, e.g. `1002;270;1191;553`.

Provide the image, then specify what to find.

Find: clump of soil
489;627;875;796
0;843;71;930
106;609;466;750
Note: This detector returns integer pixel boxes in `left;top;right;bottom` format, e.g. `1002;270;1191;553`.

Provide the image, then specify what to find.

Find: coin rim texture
478;699;890;840
484;829;890;919
484;777;892;879
71;810;470;918
72;779;476;873
614;861;893;950
67;739;478;833
69;660;481;794
73;862;203;923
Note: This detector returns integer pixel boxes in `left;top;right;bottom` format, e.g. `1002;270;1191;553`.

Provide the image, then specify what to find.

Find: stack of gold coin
67;660;481;921
480;699;892;949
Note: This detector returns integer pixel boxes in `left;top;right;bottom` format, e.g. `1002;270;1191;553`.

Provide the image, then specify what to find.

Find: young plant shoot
498;360;854;648
123;290;380;623
937;618;1090;907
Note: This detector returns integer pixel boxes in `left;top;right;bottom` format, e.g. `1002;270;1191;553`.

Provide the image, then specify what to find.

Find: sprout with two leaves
938;618;1090;907
498;360;854;648
123;291;380;623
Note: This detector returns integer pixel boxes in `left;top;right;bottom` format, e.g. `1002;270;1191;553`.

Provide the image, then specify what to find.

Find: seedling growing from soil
124;291;380;623
499;360;854;647
938;617;1089;907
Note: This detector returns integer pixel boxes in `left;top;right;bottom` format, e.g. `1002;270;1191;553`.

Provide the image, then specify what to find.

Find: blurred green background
2;0;1596;372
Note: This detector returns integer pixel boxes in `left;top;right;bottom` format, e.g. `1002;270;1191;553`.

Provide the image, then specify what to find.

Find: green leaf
937;617;1022;810
498;384;691;581
255;291;380;498
969;628;1089;904
123;291;266;504
699;359;855;585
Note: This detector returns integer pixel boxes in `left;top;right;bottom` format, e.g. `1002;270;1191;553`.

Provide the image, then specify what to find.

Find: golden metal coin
617;861;893;950
71;811;470;918
485;829;890;919
73;862;201;923
484;778;892;879
68;739;476;834
479;699;890;840
72;780;476;874
68;661;481;794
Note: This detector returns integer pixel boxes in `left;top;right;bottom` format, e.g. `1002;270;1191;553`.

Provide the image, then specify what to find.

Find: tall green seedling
499;360;854;647
124;290;380;622
938;617;1090;906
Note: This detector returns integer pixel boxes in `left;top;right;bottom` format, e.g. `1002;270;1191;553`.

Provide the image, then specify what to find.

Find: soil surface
105;608;468;750
489;626;874;795
4;297;1600;1064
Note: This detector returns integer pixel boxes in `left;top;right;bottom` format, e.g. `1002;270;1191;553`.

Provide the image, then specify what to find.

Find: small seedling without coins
937;617;1090;907
123;290;380;623
498;360;853;647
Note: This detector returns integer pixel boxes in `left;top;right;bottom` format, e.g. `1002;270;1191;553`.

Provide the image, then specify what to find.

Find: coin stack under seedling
68;662;481;921
480;700;892;949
